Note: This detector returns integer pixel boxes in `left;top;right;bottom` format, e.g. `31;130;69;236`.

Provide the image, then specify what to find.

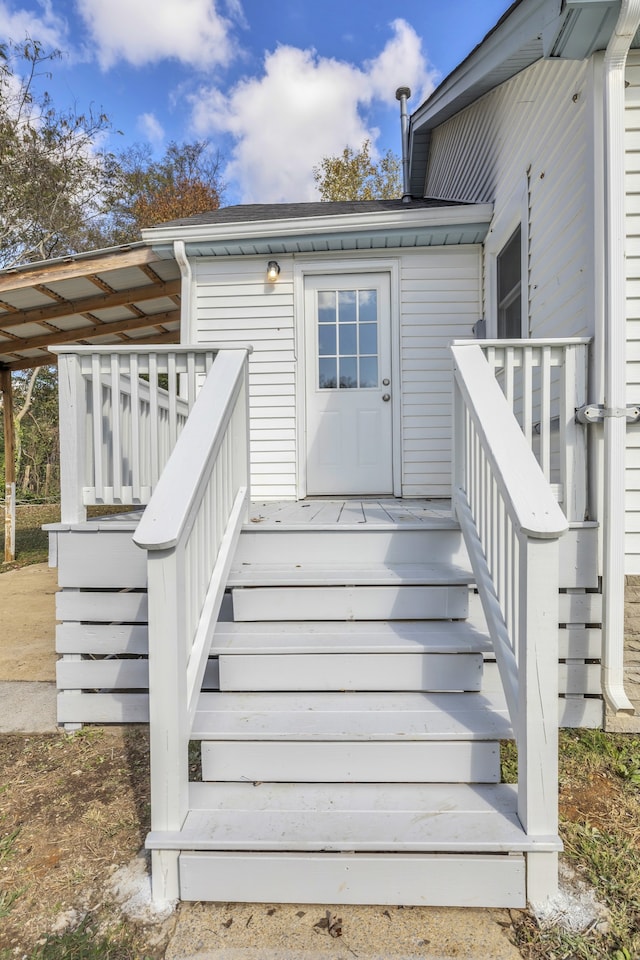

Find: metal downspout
173;240;194;343
602;0;640;715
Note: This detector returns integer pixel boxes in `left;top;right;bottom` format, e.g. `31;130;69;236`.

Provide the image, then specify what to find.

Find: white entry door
305;273;393;495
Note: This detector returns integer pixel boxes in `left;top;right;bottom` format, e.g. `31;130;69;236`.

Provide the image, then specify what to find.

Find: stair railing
133;347;251;902
55;345;219;522
451;341;568;904
460;338;590;522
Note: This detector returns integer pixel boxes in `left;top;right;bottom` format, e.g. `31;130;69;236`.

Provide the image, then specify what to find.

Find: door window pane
318;291;336;323
359;323;377;355
339;357;358;388
338;291;357;323
319;358;337;389
339;323;357;355
359;356;378;388
359;290;377;322
318;324;336;356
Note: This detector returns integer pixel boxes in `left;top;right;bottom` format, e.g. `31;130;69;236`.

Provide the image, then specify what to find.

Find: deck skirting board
178;851;527;907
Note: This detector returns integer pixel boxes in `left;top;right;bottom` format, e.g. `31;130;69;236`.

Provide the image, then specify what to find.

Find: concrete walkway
163;901;523;959
0;680;57;732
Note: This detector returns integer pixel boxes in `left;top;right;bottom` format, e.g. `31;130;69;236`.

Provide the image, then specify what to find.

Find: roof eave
142;203;494;256
408;0;621;196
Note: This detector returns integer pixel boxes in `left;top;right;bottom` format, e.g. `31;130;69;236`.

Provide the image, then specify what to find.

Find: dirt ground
0;563;57;682
0;562;165;955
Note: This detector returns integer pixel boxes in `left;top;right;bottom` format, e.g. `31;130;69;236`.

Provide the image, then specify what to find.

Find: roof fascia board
410;0;556;136
142;203;494;248
0;244;158;294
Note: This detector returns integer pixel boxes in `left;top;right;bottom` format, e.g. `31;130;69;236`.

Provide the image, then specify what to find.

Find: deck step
148;782;559;853
175;850;527;907
234;525;467;564
232;584;469;621
228;561;473;587
218;651;483;692
214;620;488;692
211;619;491;654
200;739;501;783
192;690;512;740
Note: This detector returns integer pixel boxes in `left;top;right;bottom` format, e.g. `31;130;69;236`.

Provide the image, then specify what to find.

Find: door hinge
575;404;640;424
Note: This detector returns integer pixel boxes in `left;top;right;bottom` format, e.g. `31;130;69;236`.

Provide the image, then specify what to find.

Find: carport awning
0;243;181;371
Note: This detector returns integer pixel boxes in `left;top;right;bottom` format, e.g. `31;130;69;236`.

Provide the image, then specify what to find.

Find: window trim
485;182;528;339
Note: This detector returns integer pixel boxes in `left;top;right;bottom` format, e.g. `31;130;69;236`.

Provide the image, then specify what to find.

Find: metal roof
0;244;181;371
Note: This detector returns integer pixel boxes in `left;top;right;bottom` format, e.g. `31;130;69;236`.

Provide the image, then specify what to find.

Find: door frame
294;256;402;499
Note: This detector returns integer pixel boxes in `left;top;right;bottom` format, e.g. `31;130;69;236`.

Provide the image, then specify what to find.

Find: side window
496;226;522;338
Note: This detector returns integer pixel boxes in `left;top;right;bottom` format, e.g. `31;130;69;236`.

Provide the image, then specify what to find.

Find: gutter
601;0;640;715
143;203;494;248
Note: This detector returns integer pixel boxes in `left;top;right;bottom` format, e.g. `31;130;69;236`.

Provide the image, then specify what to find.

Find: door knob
382;394;391;402
382;378;390;385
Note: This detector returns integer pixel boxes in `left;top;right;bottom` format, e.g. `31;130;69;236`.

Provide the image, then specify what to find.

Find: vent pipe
395;86;412;203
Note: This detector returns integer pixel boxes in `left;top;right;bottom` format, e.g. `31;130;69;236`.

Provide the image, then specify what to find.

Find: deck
247;498;454;527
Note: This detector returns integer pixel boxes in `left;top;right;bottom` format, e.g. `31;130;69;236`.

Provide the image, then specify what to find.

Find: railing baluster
540;346;552;483
523;345;533;445
130;355;141;502
147;352;159;487
168;351;178;450
90;353;104;501
110;354;122;501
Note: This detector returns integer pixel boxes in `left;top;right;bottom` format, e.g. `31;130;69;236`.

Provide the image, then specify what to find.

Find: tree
313;139;401;202
1;366;59;501
0;39;120;268
106;140;224;242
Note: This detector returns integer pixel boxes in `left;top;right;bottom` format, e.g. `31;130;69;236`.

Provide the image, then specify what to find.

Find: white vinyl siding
195;257;297;500
625;54;640;571
194;248;481;499
399;247;482;496
426;57;594;341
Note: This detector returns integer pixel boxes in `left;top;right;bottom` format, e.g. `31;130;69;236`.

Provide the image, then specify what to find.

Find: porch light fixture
266;260;280;282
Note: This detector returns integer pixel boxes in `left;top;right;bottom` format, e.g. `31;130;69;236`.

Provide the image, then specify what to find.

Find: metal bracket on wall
575;404;640;424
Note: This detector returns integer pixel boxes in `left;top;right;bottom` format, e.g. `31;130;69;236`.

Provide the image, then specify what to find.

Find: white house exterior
2;0;640;913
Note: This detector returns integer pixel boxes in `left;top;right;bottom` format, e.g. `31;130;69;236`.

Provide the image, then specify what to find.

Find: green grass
506;729;640;960
0;915;155;960
0;502;60;569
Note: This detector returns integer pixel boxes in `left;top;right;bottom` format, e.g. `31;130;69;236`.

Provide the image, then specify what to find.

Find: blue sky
0;0;512;204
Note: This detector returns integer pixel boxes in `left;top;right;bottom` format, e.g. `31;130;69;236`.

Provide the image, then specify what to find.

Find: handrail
452;344;568;538
133;347;251;903
451;340;566;903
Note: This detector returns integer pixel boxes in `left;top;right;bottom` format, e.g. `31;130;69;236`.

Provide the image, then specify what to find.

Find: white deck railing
54;345;219;523
463;338;590;522
133;348;251;902
451;341;568;903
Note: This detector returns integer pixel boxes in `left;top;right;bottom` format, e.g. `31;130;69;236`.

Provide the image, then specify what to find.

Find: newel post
57;352;88;524
517;533;560;904
146;545;189;902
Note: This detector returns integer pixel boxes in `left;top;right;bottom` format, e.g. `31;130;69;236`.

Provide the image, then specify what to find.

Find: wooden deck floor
247;499;454;527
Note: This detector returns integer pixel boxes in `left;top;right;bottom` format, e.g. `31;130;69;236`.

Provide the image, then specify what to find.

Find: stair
146;514;560;907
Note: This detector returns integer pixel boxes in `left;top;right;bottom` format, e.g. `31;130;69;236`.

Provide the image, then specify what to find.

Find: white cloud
0;0;67;48
366;18;438;107
190;20;437;203
137;112;165;146
76;0;241;70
